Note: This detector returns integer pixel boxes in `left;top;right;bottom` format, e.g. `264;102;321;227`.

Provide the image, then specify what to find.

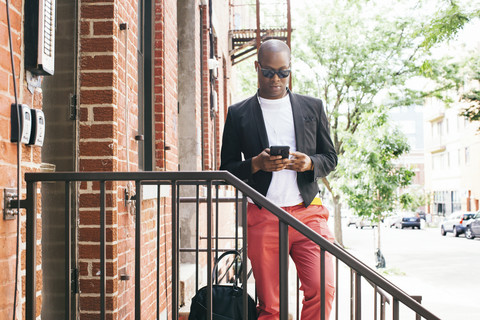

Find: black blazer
220;90;337;207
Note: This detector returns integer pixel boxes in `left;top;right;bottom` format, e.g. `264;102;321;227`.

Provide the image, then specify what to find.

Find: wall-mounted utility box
11;104;32;144
24;0;56;75
28;109;45;146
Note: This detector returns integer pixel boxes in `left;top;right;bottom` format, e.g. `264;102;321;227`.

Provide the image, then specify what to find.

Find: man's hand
287;151;314;172
251;148;289;173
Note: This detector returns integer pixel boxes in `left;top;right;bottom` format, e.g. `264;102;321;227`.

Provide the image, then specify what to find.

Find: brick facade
0;0;44;318
0;0;232;318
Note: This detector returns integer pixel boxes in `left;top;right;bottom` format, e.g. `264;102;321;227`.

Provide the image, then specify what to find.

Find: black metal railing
20;171;440;320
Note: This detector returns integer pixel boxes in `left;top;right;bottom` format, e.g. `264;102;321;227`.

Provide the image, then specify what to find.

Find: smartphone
269;145;290;159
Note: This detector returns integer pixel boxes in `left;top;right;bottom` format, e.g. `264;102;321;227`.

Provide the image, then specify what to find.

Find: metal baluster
350;269;354;320
355;272;361;320
215;184;219;283
156;184;161;319
335;258;339;320
393;298;399;320
207;181;213;320
100;181;106;320
172;181;178;320
242;195;248;320
297;275;300;320
321;248;326;320
195;184;200;292
65;181;72;319
135;180;142;320
235;188;239;279
279;220;289;320
26;181;37;320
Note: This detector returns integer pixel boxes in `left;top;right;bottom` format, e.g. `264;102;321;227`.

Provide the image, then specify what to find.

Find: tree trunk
377;220;381;250
322;177;344;247
333;194;343;246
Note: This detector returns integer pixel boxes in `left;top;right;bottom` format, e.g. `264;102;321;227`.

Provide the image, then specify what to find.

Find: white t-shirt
259;95;303;207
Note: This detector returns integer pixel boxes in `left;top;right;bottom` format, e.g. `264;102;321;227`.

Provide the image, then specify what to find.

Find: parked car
346;215;360;227
355;217;375;229
416;210;426;220
440;211;476;237
384;215;400;228
393;212;421;229
465;211;480;239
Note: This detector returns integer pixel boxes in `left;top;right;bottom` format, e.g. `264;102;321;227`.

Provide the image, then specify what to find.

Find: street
341;223;480;320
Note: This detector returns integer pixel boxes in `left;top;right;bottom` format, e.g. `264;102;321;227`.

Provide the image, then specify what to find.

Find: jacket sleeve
308;100;337;181
220;109;253;181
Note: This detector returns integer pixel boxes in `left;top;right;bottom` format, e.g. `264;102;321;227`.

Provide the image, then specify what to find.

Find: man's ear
254;60;258;71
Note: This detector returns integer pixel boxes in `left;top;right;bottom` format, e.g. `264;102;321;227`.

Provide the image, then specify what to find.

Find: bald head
258;39;291;65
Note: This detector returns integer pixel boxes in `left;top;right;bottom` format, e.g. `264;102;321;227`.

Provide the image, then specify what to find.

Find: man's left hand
287;151;314;172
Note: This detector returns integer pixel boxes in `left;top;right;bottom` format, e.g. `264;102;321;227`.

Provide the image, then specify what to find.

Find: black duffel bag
188;250;257;320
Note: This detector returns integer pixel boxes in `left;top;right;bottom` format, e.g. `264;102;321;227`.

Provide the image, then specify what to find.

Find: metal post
296;275;300;320
242;195;248;319
393;298;399;320
207;181;213;320
321;249;326;320
156;184;161;319
355;272;362;320
350;270;354;320
215;184;219;283
335;258;339;320
100;181;106;320
279;220;289;320
195;185;200;292
172;181;178;320
135;181;143;320
412;296;422;320
26;181;37;320
65;182;72;319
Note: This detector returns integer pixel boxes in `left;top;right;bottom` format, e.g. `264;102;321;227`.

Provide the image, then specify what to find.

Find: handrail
24;170;440;320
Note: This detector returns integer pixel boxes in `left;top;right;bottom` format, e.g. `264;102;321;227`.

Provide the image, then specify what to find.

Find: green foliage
399;189;426;212
292;0;430;159
337;107;414;221
420;2;480;49
461;70;480;122
420;2;472;49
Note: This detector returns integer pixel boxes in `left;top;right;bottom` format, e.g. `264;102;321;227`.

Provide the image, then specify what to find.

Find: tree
420;1;480;122
292;0;431;245
337;107;414;253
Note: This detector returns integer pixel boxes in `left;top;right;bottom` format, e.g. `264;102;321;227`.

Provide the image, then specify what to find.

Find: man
220;39;337;319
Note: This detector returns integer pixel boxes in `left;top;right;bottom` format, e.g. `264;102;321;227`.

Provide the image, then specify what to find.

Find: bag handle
212;250;242;285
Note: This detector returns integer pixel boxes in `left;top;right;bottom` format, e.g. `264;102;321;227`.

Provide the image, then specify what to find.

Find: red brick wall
0;0;44;318
154;0;178;172
78;0;143;318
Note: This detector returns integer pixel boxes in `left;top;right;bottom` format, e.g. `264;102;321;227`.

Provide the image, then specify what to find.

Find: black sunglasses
257;63;291;79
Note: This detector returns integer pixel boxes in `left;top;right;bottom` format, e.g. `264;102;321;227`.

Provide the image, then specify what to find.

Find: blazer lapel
251;93;269;149
288;90;305;152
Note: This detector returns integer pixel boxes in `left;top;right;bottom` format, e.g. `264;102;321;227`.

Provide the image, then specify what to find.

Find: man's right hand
251;148;289;173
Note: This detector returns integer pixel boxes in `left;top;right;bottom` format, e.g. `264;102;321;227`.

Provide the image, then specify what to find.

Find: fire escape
229;0;292;66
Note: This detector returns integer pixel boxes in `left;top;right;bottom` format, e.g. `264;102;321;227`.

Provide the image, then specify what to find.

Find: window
437;120;443;137
465;147;470;165
458;149;461;166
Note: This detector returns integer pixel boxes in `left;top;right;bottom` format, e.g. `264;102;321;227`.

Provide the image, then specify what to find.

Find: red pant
247;203;335;320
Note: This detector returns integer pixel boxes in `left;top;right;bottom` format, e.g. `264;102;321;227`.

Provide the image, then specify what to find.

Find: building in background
423;96;480;216
390;105;426;189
